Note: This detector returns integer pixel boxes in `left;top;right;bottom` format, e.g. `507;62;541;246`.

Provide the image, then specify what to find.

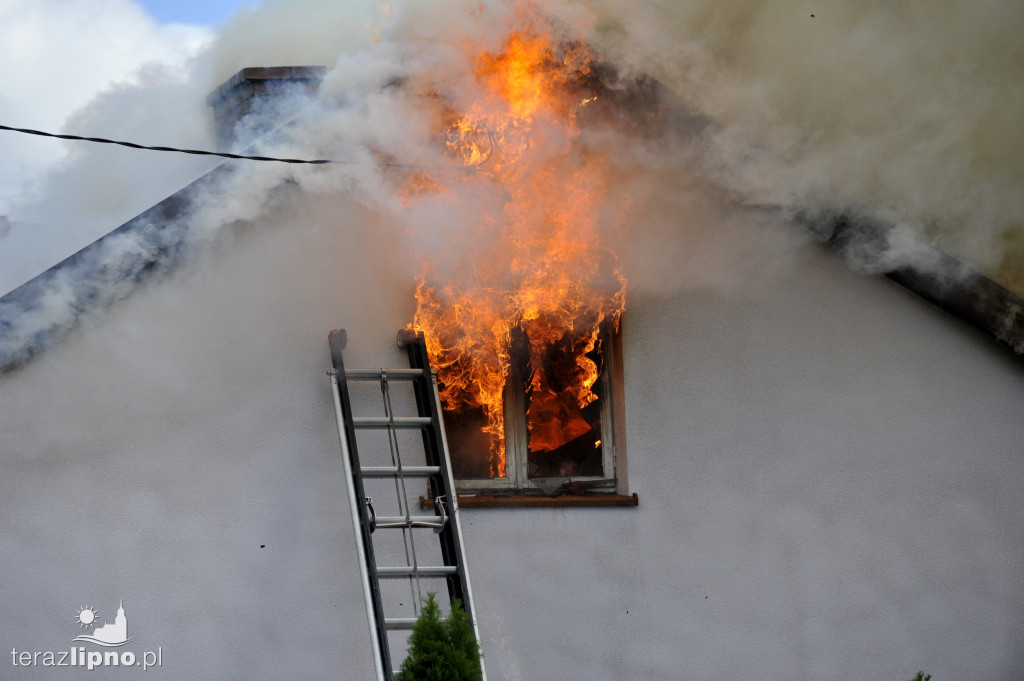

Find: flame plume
411;24;626;477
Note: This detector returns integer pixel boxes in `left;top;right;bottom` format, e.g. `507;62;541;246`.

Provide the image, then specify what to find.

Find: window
442;320;627;498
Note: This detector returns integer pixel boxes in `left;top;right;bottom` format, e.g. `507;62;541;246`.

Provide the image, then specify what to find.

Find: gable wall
1;197;1022;680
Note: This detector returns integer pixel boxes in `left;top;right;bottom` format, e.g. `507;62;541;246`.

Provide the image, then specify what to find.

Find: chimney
206;66;327;149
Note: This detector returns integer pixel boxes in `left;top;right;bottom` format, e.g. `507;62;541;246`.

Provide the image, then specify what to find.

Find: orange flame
411;26;625;476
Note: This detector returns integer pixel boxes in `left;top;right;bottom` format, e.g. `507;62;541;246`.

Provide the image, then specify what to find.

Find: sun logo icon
75;606;99;630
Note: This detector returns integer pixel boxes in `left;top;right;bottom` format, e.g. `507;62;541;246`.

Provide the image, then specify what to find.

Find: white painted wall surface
2;195;1022;680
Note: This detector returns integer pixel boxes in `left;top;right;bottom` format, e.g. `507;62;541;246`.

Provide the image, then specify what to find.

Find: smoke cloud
2;0;1022;369
592;0;1024;288
0;0;212;292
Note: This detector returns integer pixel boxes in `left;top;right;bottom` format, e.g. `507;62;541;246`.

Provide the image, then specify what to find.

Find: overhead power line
0;123;333;164
0;122;490;173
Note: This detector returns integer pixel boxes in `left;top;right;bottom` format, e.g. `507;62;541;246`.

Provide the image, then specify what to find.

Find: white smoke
0;0;212;293
592;0;1024;286
2;0;1022;370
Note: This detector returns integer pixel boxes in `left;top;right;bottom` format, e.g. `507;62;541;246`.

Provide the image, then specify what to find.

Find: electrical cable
0;122;480;170
0;123;335;164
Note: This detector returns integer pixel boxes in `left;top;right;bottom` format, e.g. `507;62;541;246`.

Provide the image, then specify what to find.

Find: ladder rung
344;369;427;380
361;466;441;478
352;416;432;429
385;618;418;630
374;515;447;530
378;566;458;578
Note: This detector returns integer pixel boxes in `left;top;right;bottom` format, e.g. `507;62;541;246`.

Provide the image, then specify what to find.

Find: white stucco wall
2;193;1022;680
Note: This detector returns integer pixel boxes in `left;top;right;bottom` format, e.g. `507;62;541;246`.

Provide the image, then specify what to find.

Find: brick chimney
206;66;327;149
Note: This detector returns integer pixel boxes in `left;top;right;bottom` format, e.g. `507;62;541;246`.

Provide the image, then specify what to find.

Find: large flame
411;25;626;477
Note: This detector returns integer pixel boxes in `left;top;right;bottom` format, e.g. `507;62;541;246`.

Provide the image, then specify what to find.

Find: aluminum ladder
327;328;485;681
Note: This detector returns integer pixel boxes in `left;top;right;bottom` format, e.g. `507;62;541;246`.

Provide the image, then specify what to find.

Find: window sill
422;493;639;509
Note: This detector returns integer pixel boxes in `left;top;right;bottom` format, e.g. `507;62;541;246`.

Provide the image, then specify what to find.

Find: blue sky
0;0;260;292
137;0;254;26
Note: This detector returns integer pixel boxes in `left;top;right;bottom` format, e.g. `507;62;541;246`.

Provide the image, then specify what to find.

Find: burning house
1;2;1023;680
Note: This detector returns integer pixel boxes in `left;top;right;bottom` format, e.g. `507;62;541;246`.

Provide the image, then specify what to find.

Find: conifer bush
395;593;482;681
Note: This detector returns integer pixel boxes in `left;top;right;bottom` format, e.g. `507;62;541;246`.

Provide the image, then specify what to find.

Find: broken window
442;320;624;495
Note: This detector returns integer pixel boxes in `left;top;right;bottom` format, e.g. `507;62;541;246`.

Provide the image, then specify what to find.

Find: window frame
449;320;627;496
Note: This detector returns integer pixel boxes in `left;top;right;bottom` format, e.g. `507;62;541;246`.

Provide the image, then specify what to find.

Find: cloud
0;0;212;291
0;3;211;201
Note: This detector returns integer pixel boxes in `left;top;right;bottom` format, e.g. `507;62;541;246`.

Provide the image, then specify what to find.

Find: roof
802;211;1024;355
0;162;234;373
0;65;327;375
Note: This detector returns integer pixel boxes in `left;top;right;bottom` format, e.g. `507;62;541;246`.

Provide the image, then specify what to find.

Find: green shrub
395;593;482;681
908;673;932;681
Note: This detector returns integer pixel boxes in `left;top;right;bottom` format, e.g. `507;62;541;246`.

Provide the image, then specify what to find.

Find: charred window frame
443;320;627;496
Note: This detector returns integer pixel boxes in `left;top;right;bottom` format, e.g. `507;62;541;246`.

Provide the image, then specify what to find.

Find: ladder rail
329;371;386;681
427;368;486;670
328;330;392;681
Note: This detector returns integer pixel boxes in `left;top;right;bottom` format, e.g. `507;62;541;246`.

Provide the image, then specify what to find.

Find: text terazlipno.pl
11;647;162;670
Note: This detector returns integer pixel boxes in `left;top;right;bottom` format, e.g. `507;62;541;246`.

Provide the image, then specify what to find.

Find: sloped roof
0;65;325;375
0;162;234;374
802;211;1024;356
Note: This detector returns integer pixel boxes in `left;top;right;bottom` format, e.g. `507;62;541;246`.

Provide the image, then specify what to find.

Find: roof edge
801;211;1024;356
0;163;235;375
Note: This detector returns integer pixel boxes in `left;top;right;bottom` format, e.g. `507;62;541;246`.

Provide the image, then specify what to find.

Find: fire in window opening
403;22;658;493
439;318;622;492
